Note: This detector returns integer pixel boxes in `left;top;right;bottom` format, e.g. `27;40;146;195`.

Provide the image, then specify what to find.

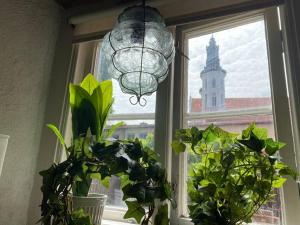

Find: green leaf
101;176;110;189
265;138;286;155
143;146;159;162
190;127;202;149
120;174;132;189
154;204;170;225
99;79;113;114
73;176;92;196
71;209;93;225
172;140;186;154
124;201;145;223
47;124;65;148
253;126;268;140
200;179;211;187
272;177;287;188
69;84;99;139
80;73;100;95
104;121;124;139
90;173;101;181
242;123;256;139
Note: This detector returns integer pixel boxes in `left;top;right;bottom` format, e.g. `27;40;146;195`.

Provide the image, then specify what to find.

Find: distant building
199;36;226;112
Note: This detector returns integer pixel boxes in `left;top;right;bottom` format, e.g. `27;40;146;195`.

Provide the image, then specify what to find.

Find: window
171;7;300;225
212;95;217;107
212;78;216;88
94;42;156;222
184;17;278;224
67;6;300;225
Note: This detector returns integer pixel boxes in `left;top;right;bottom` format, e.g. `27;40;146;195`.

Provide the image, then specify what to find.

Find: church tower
200;36;226;111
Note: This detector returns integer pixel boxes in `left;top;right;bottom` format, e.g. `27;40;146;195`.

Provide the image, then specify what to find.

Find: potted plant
172;123;297;225
39;74;117;225
39;74;175;225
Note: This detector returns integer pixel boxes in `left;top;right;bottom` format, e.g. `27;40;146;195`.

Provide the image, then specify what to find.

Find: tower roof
201;35;225;74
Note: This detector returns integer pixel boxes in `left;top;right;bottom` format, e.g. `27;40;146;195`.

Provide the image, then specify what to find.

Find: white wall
0;1;62;224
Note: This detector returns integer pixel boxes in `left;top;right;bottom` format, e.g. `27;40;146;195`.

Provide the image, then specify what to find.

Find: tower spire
203;35;221;72
200;36;226;112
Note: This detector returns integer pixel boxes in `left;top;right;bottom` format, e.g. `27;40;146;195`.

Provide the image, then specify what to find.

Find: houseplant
39;74;115;225
39;74;175;225
172;123;297;225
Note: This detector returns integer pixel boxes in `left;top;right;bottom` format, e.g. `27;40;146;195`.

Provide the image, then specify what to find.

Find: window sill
102;220;135;225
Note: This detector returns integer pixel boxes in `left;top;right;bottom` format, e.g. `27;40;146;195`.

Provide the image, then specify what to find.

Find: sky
188;19;271;100
98;20;272;115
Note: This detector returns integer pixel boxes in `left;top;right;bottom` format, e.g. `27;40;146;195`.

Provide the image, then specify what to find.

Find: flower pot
72;193;107;225
0;134;9;177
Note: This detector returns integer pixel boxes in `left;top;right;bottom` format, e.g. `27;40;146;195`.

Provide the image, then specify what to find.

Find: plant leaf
272;177;287;188
47;124;65;147
172;140;186;153
80;73;100;95
154;204;170;225
104;121;124;139
124;201;145;223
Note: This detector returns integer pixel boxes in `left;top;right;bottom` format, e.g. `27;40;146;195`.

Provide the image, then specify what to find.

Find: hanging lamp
100;0;175;106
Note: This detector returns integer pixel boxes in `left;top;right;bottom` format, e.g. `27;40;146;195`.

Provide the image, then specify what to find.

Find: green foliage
69;73;113;141
124;201;146;223
39;74;174;225
154;204;170;225
70;209;93;225
172;123;297;225
47;124;66;149
140;132;155;149
40;137;174;225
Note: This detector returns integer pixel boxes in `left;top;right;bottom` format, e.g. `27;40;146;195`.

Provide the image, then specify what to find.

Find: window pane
90;120;155;207
187;20;272;113
93;41;156;210
95;43;156;114
185;19;283;225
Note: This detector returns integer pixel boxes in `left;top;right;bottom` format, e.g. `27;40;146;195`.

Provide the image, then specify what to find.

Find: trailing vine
172;124;297;225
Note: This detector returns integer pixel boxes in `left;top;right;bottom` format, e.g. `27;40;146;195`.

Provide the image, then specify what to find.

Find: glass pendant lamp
100;1;175;106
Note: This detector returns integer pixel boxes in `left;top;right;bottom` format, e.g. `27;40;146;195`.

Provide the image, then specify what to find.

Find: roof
190;97;272;112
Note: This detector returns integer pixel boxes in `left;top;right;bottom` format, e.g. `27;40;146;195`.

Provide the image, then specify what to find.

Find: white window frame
170;7;300;225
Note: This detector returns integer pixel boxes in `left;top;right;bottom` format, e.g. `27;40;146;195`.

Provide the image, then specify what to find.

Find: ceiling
55;0;140;10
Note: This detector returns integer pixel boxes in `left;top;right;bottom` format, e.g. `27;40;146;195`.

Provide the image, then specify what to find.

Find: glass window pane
90;120;155;208
187;20;272;113
185;19;283;225
95;43;156;115
93;41;156;209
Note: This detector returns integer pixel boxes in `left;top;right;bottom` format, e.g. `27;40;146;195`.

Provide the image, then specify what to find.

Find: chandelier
100;1;175;106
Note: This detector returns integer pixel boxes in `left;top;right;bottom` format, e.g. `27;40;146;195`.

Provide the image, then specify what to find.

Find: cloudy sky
101;20;272;115
188;19;271;101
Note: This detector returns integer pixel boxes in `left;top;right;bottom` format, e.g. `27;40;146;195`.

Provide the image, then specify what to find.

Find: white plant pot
72;193;107;225
0;134;9;177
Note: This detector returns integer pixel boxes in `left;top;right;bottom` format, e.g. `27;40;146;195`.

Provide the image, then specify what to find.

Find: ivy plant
39;74;175;225
172;124;297;225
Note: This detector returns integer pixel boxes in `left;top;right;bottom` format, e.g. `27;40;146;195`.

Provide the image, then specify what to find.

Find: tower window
212;95;217;107
212;78;216;88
